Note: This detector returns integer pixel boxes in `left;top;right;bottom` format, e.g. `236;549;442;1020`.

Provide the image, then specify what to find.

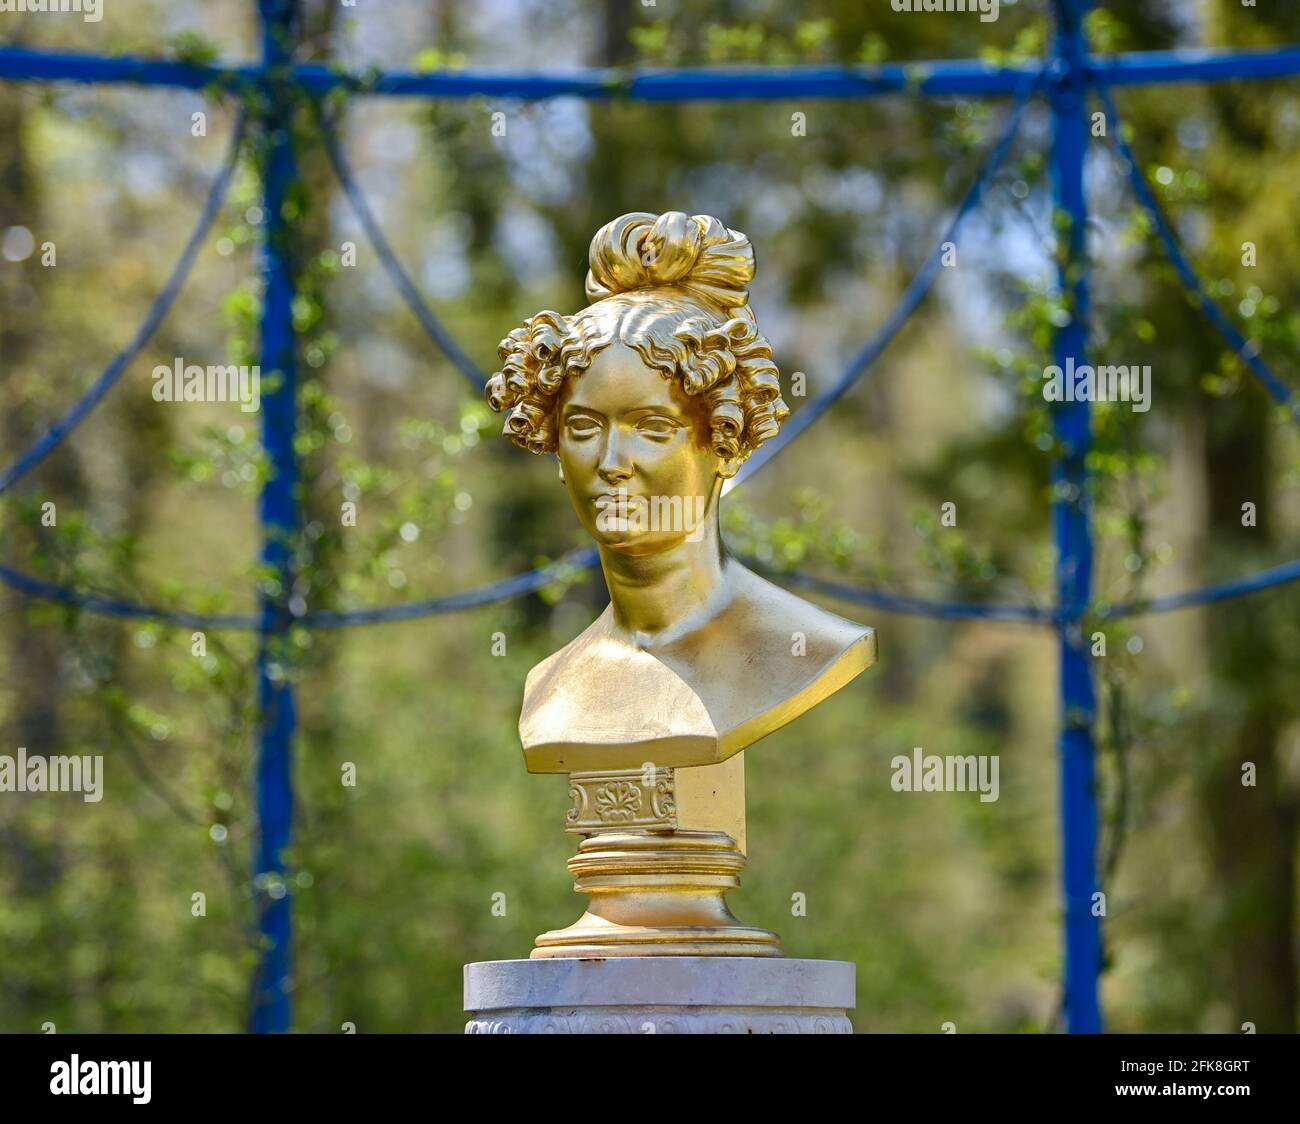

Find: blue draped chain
3;72;1298;627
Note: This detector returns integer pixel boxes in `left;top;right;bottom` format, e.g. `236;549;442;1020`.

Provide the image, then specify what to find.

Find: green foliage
169;32;222;69
0;0;1297;1036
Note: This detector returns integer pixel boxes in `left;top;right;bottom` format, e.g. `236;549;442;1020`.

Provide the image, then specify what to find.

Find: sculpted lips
592;490;644;510
592;491;648;534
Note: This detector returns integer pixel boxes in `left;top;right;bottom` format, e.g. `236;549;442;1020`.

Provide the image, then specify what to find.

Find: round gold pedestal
532;829;783;958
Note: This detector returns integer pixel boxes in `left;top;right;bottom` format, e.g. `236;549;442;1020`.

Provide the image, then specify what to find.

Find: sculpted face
557;341;720;555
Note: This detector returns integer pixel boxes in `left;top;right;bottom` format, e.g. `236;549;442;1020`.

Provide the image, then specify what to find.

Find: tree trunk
1200;388;1297;1032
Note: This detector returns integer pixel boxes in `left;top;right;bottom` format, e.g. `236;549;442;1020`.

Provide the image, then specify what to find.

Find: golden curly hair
484;211;789;466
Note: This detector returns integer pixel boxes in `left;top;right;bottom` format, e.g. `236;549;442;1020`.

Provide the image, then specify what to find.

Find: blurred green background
1;0;1297;1033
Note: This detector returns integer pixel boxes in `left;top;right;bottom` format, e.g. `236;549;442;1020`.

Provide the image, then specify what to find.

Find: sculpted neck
598;511;731;641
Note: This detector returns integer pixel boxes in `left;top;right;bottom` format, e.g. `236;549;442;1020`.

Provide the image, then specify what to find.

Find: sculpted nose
597;430;633;485
598;462;632;485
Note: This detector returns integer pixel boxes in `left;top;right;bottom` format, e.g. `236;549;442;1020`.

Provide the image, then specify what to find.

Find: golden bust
487;211;875;775
486;212;875;957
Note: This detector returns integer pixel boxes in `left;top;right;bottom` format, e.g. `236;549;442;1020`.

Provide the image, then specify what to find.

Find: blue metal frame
250;0;300;1034
4;43;1300;98
1;2;1298;1035
1049;0;1102;1036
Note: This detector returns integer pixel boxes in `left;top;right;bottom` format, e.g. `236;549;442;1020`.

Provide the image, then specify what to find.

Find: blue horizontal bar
772;567;1055;623
8;545;1296;630
0;46;1035;99
1088;45;1300;88
0;562;260;629
1097;557;1300;619
0;46;255;91
352;62;1039;100
2;44;1297;101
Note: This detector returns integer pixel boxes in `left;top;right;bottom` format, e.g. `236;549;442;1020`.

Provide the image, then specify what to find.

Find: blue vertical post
1049;0;1102;1033
251;0;299;1034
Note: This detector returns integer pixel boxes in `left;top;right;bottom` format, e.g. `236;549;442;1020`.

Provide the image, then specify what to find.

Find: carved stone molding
566;766;676;834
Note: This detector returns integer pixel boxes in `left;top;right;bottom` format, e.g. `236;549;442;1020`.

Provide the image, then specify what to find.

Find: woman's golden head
484;211;789;477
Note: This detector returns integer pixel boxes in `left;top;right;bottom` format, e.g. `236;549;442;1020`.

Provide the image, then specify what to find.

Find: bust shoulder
518;561;875;773
694;563;873;668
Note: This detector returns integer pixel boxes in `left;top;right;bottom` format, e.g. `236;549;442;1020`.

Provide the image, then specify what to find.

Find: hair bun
585;211;754;310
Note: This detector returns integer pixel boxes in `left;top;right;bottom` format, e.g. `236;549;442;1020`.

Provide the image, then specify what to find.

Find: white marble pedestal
464;956;854;1034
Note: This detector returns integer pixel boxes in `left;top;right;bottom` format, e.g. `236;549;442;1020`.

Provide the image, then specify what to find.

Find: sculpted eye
565;416;601;439
637;417;680;439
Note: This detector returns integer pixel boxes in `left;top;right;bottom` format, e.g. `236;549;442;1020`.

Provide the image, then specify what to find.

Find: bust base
464;956;854;1034
532;828;782;958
